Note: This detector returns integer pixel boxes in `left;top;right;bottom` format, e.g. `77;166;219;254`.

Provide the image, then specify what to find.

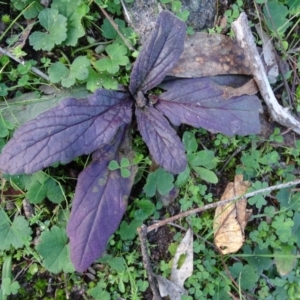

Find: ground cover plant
0;9;262;272
1;0;300;299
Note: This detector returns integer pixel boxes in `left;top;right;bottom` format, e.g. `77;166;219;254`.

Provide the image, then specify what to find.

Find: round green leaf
48;62;69;83
121;168;131;178
29;8;68;51
182;131;198;153
36;226;74;274
120;157;130;168
108;160;119;170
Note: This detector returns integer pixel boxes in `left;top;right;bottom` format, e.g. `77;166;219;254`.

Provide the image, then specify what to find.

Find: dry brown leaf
223;78;259;99
14;20;35;49
213;175;252;254
169;32;251;78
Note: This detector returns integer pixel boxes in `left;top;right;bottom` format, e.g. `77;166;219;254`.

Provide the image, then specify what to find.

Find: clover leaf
48;62;69;84
51;0;86;46
29;8;68;51
1;278;20;296
89;283;111;300
248;181;269;209
272;215;294;243
144;168;175;197
96;43;129;74
0;210;32;251
49;56;91;88
36;226;74;274
26;177;64;204
62;56;91;87
86;67;118;91
118;220;143;240
229;262;259;291
12;0;43;19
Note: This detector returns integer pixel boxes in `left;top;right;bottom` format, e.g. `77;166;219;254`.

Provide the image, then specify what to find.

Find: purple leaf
135;106;187;174
156;78;261;136
67;127;136;272
0;90;133;174
161;75;252;90
129;11;186;97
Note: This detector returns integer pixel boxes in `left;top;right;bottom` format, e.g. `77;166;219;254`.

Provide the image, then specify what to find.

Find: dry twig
96;4;135;52
0;46;50;81
231;13;300;135
137;225;161;300
147;179;300;233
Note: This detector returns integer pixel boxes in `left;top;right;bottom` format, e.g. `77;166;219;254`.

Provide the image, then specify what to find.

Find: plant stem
120;0;132;25
0;2;34;42
147;179;300;233
72;41;110;55
95;4;135;52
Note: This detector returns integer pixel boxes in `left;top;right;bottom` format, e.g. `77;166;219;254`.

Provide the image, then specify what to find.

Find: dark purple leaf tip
67;128;136;272
130;10;186;98
135;106;187;174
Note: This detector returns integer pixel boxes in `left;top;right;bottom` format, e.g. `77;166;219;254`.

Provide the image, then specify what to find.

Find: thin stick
147;179;300;233
218;145;246;173
166;221;216;249
96;5;135;52
137;225;161;300
120;0;132;25
0;47;50;81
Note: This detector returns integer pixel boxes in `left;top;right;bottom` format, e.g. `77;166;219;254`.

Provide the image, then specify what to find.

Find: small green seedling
109;158;131;178
176;131;219;187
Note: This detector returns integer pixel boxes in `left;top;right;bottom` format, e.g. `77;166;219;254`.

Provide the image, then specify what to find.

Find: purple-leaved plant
0;11;261;272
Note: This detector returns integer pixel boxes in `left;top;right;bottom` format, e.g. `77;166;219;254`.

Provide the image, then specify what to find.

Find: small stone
123;0;216;43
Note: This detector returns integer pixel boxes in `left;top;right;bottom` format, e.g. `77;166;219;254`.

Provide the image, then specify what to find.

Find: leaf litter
214;175;252;254
169;32;251;78
155;228;193;300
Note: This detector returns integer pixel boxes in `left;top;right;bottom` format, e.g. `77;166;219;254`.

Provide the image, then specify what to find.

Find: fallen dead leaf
154;228;193;300
213;175;252;254
155;275;187;300
14;20;35;49
170;228;193;288
169;32;251;78
223;78;259;99
22;199;34;219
